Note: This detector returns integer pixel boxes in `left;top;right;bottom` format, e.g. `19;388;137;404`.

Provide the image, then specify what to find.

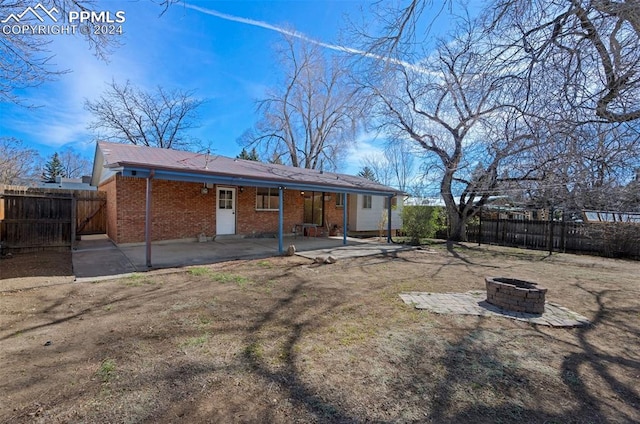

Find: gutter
116;165;401;197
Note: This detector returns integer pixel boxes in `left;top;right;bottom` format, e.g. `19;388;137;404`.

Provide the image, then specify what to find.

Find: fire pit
485;277;546;314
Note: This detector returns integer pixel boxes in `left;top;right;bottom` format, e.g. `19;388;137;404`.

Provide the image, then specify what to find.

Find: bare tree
511;120;640;212
361;154;394;186
58;147;92;178
360;13;540;241
85;80;204;149
385;139;416;193
484;0;640;123
1;1;117;104
1;1;177;104
620;169;640;211
476;0;640;214
361;139;417;191
240;35;362;170
0;137;41;184
357;1;640;239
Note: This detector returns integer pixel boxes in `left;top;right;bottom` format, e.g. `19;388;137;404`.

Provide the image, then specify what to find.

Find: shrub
402;206;443;245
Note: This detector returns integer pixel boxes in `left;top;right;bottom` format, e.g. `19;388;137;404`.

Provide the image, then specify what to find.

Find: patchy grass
188;267;250;286
96;359;116;383
180;334;209;348
209;272;250;286
256;260;273;268
187;267;212;277
0;245;638;423
244;341;264;360
121;273;154;287
187;261;250;287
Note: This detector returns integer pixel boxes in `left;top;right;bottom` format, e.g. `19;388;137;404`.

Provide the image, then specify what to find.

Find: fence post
478;207;482;246
495;209;500;243
548;207;554;255
71;196;77;249
560;209;566;253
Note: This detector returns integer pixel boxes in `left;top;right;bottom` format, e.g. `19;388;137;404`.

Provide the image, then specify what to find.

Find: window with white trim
384;196;398;209
362;195;372;209
256;187;280;210
336;193;345;207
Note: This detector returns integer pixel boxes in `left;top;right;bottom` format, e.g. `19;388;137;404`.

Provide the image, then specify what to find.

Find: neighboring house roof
91;142;400;196
36;177;96;191
404;196;446;207
583;210;640;223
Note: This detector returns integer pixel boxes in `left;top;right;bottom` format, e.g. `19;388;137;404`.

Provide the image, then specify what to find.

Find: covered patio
73;235;412;281
91;142;402;269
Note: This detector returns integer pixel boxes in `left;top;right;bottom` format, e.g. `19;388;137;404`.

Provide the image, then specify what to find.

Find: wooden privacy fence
467;219;640;259
0;194;74;251
0;186;106;252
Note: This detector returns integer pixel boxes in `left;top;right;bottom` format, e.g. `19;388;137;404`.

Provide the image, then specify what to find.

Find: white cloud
182;2;427;73
341;130;385;174
7;18;148;153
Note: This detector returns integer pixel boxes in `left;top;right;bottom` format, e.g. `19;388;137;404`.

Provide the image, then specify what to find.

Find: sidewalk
72;235;136;281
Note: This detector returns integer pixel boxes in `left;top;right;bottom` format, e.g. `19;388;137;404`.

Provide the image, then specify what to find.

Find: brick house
91;142;402;250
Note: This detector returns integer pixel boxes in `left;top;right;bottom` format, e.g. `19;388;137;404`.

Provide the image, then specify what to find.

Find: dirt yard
0;244;638;423
0;250;72;280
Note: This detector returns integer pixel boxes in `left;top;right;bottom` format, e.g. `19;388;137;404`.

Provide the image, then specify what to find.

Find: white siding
348;194;403;231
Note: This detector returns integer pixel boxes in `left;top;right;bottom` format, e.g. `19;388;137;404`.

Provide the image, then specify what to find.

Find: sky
0;1;456;176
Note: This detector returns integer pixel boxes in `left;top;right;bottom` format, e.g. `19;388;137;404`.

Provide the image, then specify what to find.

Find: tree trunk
448;212;468;242
441;160;468;242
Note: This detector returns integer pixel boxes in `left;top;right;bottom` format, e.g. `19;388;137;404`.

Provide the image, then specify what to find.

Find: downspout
145;170;155;268
278;186;284;254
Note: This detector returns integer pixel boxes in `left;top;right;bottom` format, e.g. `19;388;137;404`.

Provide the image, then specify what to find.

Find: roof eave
115;164;399;196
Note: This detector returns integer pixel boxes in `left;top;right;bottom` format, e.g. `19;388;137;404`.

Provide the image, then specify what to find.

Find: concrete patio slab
72;235;401;281
72;235;136;281
295;239;414;260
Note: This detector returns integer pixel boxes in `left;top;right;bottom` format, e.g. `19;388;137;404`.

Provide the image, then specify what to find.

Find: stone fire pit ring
485;277;547;314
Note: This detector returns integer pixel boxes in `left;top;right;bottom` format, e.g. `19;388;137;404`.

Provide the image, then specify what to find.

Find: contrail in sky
182;3;424;72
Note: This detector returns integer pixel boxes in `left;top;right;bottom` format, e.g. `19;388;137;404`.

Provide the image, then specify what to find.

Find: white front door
216;187;236;235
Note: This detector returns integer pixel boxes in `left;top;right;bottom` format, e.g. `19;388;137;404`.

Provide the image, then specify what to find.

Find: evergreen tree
237;147;260;161
41;152;66;182
358;166;378;182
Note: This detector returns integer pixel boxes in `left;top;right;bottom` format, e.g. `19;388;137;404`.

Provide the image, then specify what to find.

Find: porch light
201;186;208;194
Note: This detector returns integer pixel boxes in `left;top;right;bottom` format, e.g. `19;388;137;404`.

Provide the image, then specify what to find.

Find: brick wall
117;176;145;243
99;177;118;242
324;192;346;232
110;176;215;244
102;176;351;243
236;187;304;236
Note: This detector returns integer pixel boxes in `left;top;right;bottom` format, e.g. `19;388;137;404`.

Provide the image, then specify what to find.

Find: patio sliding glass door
303;191;323;226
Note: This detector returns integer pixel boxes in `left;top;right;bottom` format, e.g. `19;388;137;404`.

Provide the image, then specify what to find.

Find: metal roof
92;142;400;196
